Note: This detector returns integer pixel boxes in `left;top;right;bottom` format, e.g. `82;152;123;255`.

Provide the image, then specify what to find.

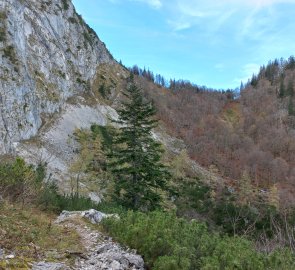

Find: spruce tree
287;80;294;97
288;97;295;116
110;79;169;210
279;78;285;98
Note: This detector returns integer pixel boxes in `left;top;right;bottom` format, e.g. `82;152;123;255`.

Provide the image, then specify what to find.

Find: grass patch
0;202;82;267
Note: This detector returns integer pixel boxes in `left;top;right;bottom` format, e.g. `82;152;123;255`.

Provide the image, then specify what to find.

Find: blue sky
72;0;295;89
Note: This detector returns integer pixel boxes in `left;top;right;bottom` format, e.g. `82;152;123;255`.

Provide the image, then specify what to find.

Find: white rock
55;209;118;224
5;254;14;259
110;260;121;270
88;192;102;203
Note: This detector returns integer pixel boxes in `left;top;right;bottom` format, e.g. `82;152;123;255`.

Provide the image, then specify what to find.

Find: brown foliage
134;65;295;206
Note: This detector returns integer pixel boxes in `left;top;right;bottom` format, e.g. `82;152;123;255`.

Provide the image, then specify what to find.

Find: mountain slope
134;60;295;206
1;0;294;208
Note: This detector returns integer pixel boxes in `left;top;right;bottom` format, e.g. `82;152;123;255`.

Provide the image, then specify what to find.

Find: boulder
55;209;118;224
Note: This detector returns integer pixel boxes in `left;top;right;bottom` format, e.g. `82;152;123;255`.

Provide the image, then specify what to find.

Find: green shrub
102;211;295;270
98;83;111;99
38;182;100;213
68;17;77;24
0;157;37;202
102;211;200;269
3;45;18;64
83;31;93;47
61;0;69;10
200;236;265;270
90;124;115;151
265;248;295;270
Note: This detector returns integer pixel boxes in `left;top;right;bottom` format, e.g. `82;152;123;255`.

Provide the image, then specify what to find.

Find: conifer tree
287;80;294;97
110;78;169;210
267;184;280;210
288;97;295;116
238;170;256;206
279;79;285;98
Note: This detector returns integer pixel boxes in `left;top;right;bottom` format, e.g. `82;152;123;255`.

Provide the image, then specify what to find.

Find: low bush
40;191;99;212
102;211;295;270
61;0;69;10
0;157;39;203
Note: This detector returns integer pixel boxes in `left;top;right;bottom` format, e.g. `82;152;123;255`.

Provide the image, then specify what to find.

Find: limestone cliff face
0;0;114;153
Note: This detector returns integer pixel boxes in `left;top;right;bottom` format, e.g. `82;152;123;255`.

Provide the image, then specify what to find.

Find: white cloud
170;0;295;25
167;20;191;31
132;0;162;9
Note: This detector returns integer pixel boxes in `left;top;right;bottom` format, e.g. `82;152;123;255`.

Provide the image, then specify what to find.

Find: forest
130;56;295;208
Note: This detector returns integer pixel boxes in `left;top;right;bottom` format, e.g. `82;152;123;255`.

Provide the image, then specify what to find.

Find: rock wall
0;0;114;153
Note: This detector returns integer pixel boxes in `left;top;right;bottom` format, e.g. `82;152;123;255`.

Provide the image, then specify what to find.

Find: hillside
132;60;295;207
0;0;295;269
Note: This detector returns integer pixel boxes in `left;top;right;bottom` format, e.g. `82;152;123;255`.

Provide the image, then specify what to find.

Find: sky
72;0;295;90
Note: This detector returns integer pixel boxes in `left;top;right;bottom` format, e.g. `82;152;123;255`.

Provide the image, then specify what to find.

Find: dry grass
90;63;129;104
222;101;242;127
0;202;83;269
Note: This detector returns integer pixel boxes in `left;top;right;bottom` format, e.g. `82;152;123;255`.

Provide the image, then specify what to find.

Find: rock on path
33;209;144;270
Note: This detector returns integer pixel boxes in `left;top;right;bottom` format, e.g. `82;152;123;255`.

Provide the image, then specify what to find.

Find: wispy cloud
131;0;162;9
166;0;295;33
167;20;191;31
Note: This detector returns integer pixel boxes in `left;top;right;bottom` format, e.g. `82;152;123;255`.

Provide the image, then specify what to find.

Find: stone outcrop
76;241;144;270
51;210;144;270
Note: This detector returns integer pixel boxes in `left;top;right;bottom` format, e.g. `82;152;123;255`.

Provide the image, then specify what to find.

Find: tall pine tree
109;78;169;210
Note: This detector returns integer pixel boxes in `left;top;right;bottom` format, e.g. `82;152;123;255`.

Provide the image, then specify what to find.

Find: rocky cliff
0;0;115;153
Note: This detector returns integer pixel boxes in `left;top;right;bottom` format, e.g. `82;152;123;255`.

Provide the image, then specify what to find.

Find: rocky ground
32;210;144;270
